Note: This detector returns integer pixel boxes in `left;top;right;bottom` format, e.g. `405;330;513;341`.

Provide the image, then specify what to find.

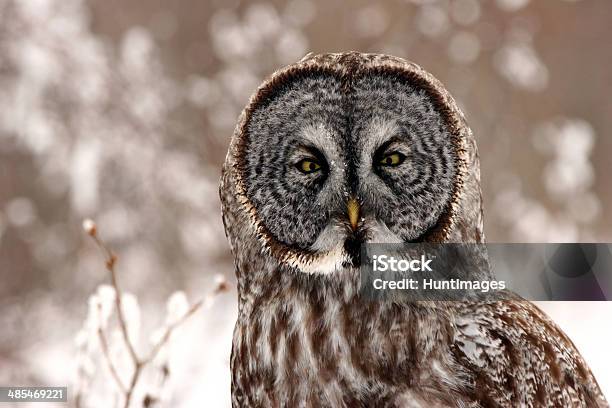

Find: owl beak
347;198;360;231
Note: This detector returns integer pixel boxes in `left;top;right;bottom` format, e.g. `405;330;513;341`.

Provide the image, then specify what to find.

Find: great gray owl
220;52;608;407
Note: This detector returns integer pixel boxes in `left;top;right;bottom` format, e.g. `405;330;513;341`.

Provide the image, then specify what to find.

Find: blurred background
1;0;611;406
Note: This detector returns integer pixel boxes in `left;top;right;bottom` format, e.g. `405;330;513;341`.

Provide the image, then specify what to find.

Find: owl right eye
296;158;322;174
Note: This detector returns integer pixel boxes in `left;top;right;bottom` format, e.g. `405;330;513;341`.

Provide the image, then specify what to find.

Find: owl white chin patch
290;222;346;274
291;244;349;275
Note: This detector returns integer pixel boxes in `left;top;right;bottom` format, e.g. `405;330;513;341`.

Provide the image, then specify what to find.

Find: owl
220;52;608;407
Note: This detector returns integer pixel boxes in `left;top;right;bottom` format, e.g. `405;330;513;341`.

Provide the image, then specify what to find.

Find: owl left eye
296;158;322;174
378;152;406;167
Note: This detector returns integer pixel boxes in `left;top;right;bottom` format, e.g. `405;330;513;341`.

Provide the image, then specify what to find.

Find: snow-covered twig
78;218;227;408
97;319;127;394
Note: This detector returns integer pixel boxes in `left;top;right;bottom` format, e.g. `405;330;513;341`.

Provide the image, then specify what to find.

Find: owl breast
230;275;473;407
231;276;607;407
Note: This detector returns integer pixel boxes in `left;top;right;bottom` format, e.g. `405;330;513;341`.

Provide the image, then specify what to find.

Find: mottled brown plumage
220;52;608;407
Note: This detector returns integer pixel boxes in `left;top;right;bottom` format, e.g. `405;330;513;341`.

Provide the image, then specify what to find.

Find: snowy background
0;0;611;406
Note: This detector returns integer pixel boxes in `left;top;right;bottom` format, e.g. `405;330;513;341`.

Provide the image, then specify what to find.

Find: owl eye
378;152;406;167
296;158;322;174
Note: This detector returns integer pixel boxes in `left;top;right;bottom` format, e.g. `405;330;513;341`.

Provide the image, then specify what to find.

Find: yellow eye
297;159;322;173
379;152;405;167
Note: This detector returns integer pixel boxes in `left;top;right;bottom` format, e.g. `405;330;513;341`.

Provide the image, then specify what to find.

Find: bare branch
123;362;142;408
82;219;222;408
97;325;128;394
86;220;140;366
143;300;203;365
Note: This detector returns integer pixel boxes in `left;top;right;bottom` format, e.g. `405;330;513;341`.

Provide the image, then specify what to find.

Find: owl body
220;53;608;407
226;259;602;407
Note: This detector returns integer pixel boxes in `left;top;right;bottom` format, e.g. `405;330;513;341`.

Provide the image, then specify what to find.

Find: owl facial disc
232;53;468;274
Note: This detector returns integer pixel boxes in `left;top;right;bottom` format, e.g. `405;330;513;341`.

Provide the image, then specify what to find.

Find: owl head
221;52;483;275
